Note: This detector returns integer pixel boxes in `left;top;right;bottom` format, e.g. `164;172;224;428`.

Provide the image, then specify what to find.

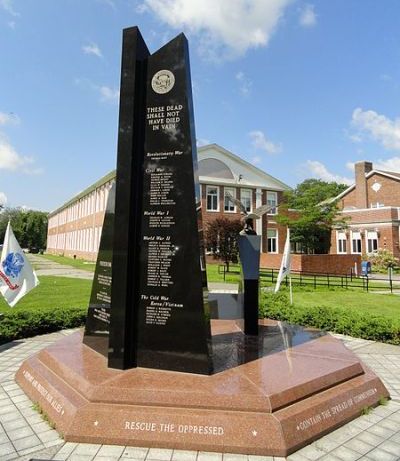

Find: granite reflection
211;322;325;374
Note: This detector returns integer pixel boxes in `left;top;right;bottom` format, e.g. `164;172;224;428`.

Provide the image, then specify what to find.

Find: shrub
366;249;399;272
0;306;87;345
260;291;400;345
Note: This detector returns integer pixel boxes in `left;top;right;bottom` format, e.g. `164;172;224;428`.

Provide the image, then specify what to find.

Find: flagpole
289;275;293;305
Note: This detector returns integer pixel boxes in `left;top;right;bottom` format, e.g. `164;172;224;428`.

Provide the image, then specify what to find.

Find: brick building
46;144;291;260
330;161;400;259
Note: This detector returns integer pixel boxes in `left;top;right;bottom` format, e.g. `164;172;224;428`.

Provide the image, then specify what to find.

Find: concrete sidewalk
0;330;399;461
27;254;94;280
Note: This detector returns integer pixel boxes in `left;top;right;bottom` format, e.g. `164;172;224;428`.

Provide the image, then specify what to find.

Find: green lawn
0;276;92;313
40;254;96;272
206;263;399;323
206;263;240;284
0;268;398;344
289;289;399;321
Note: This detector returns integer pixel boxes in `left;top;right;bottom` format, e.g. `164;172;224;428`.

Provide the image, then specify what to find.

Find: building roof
375;169;400;179
49;143;291;217
198;144;291;191
49;169;116;217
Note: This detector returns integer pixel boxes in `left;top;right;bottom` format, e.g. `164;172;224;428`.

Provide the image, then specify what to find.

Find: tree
205;218;242;271
0;208;48;250
277;179;348;254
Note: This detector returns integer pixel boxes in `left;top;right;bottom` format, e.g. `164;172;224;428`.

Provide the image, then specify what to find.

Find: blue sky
1;0;400;211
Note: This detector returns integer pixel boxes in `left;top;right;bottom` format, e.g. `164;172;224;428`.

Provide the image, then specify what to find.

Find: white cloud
380;74;392;82
0;192;7;207
236;71;252;96
136;3;148;13
249;130;282;154
374;157;400;173
196;138;210;147
0;0;19;16
345;156;400;175
351;108;400;151
8;20;16;29
99;86;119;103
251;155;262;165
299;4;317;27
349;133;362;143
0;112;20;125
75;78;119;104
306;160;352;185
82;42;103;58
0;134;39;174
141;0;292;58
97;0;116;9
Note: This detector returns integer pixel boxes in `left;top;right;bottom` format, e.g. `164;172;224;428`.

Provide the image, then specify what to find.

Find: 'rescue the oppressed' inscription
83;27;212;374
124;421;224;436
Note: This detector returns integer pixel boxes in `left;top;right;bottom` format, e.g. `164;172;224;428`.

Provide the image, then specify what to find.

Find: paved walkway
27;255;94;280
0;330;399;461
369;273;400;282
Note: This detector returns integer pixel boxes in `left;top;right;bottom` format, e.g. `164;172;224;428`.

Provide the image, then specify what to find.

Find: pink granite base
15;323;389;456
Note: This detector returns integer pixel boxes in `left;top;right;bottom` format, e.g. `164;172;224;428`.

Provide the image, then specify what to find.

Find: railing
217;264;399;293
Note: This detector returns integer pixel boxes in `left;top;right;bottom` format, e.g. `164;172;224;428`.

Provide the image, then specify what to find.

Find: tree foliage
277;179;348;254
0;208;48;250
205;218;242;270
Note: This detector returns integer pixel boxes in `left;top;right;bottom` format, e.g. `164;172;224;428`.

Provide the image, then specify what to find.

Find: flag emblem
3;252;25;278
0;222;39;306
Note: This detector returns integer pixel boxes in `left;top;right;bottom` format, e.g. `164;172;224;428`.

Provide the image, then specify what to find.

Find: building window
337;231;347;254
267;229;278;253
224;187;236;212
367;231;378;253
240;189;252;213
206;186;219;211
267;191;278;215
290;241;304;253
351;231;362;254
370;202;385;208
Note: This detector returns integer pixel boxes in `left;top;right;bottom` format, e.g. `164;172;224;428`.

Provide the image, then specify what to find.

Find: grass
206;263;240;284
0;276;91;313
206;263;399;323
0;276;92;344
0;262;397;344
32;402;56;429
290;289;400;321
39;254;96;272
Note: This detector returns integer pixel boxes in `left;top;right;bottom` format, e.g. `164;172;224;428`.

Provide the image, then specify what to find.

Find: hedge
1;293;399;346
260;291;400;345
0;306;87;345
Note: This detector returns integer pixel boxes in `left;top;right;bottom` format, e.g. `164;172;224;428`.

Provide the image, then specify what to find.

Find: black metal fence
218;264;399;293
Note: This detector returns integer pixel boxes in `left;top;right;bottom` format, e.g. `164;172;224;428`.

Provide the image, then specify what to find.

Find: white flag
0;222;39;307
274;228;291;293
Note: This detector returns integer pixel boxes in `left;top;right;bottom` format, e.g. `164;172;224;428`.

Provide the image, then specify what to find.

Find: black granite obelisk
83;27;212;374
136;34;212;374
107;28;149;370
82;184;115;356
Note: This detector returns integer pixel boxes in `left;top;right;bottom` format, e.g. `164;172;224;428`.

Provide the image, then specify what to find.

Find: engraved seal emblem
2;252;24;278
151;70;175;94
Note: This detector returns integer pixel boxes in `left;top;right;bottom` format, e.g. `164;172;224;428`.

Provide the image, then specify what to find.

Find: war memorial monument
16;27;389;456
